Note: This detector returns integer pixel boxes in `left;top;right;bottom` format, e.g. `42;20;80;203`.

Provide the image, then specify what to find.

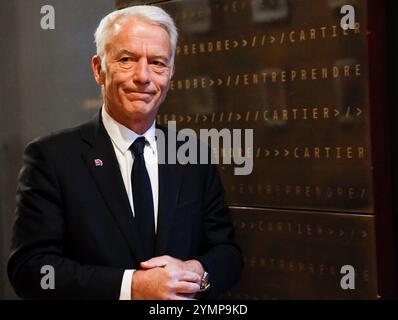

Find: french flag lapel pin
94;159;103;167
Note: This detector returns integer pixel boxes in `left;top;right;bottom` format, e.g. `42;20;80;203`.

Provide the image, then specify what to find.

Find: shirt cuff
119;269;135;300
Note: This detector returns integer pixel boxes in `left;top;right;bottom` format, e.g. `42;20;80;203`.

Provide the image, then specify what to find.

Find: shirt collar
101;106;157;155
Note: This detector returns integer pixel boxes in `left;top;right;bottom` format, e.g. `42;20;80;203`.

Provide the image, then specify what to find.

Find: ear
91;55;105;86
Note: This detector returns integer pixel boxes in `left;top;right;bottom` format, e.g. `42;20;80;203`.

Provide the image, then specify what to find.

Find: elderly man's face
93;18;174;131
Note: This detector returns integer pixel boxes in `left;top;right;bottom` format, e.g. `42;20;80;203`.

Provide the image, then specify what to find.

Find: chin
124;101;156;117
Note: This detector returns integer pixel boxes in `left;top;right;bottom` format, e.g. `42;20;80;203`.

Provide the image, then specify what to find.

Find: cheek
154;75;171;93
105;69;130;88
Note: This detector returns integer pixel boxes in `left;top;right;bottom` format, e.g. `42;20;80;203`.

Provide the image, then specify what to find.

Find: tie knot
130;137;146;156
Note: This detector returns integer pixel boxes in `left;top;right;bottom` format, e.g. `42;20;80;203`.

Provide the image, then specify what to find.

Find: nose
133;58;150;85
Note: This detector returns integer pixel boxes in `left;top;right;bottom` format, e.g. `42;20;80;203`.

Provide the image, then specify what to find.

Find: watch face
200;272;210;291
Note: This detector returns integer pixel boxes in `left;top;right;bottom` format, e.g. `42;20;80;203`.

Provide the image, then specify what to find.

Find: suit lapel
154;125;184;256
80;113;145;262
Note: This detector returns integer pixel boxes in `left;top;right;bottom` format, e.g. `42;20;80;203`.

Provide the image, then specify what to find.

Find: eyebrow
115;49;139;59
116;49;170;63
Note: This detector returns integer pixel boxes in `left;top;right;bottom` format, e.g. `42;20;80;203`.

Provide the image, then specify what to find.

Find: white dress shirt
101;107;159;300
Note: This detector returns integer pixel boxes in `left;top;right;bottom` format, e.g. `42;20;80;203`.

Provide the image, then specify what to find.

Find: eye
152;60;166;67
119;57;131;63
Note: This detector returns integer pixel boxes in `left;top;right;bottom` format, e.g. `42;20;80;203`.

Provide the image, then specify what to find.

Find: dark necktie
130;137;155;260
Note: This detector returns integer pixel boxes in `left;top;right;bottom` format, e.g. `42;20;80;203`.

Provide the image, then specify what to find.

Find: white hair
94;5;178;69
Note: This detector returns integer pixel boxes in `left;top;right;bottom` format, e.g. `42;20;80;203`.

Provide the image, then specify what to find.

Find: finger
177;292;196;299
141;256;170;269
178;271;202;284
175;281;201;294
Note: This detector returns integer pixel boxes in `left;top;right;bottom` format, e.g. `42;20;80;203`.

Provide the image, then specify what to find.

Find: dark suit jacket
7;112;243;299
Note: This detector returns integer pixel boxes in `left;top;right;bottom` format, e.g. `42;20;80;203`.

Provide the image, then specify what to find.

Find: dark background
388;0;398;299
0;0;115;300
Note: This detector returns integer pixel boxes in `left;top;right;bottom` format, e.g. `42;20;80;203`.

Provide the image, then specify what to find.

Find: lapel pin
94;159;103;167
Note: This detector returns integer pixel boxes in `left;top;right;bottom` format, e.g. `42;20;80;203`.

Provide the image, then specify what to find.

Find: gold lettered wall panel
227;207;377;299
116;0;386;298
155;0;372;213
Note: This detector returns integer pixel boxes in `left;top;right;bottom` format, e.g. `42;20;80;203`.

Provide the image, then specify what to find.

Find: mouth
124;90;156;101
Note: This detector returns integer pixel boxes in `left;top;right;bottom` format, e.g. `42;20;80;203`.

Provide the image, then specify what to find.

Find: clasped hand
131;255;205;300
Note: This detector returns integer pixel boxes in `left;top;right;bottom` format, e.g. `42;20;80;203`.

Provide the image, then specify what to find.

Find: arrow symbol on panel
357;108;362;116
284;149;289;157
270;36;276;43
236;113;241;121
217;78;223;86
186;115;192;123
202;115;208;122
242;39;248;47
274;149;280;157
178;116;184;122
265;149;270;157
233;40;239;48
209;79;214;87
334;109;340;117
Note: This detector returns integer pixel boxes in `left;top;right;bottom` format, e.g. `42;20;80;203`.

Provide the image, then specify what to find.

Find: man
7;5;242;300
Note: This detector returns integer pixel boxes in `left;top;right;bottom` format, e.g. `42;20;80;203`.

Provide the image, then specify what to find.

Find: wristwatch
198;271;210;293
